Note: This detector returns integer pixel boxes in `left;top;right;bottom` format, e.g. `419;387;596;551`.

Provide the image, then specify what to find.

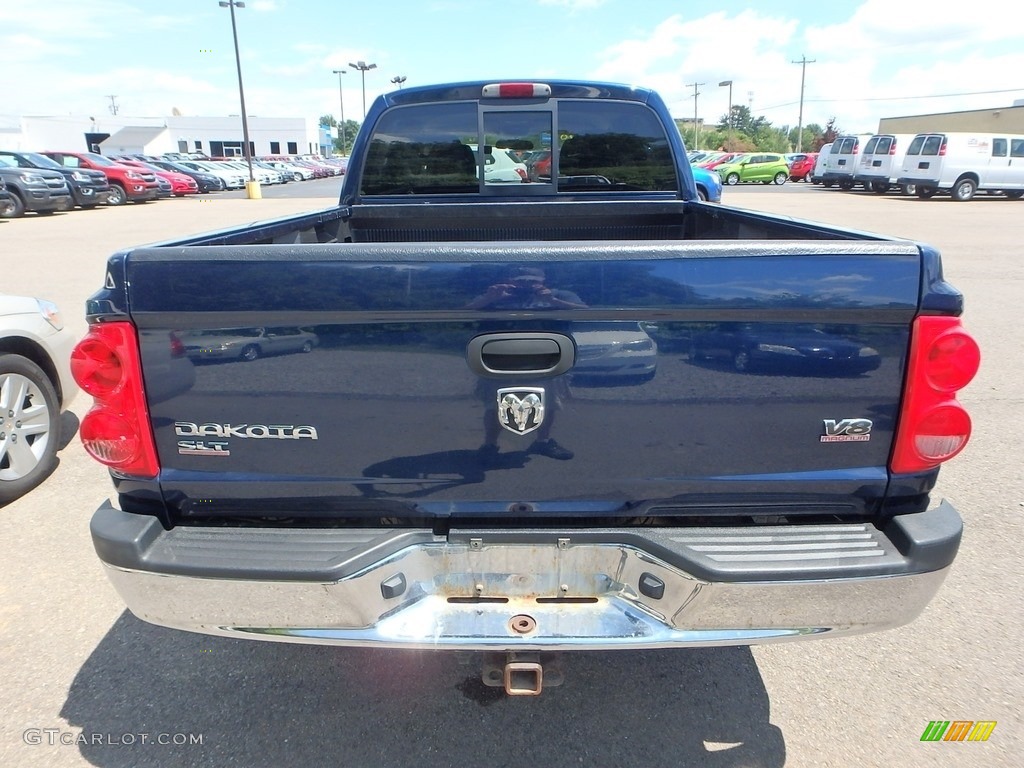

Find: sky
5;0;1024;136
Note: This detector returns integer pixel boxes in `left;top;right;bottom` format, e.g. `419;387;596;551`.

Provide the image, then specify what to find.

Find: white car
468;144;528;183
1;294;78;504
176;160;245;189
267;161;314;181
216;161;280;185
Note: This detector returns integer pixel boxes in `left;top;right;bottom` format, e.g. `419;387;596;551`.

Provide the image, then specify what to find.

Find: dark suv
0;179;11;216
0;150;111;208
0;156;73;217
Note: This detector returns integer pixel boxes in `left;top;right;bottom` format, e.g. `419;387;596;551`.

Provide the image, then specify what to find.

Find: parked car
212;160;281;185
148;159;225;192
174;160;246;189
0;293;78;504
116;159;199;197
523;149;552;180
0;150;110;208
810;143;832;184
177;327;319;362
854;134;917;194
897;132;1024;201
697;152;742;170
0;179;11;215
40;151;159;205
786;153;817;182
467;145;528;183
0;157;74;217
820;135;872;189
715;153;789;185
264;161;314;181
690;322;882;375
692;165;723;202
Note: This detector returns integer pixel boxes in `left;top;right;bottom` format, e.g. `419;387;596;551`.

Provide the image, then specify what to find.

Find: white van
854;134;917;194
897;133;1024;201
821;135;872;189
810;143;832;184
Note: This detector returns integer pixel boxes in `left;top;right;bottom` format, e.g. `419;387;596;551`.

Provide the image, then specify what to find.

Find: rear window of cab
359;100;678;196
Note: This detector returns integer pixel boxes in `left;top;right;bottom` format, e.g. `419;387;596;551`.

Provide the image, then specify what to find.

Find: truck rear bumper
91;501;961;650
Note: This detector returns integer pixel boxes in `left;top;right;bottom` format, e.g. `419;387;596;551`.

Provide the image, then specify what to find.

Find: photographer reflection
465;266;587;311
469;267;584;463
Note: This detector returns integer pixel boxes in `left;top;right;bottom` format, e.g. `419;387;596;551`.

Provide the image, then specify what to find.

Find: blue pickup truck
73;80;978;696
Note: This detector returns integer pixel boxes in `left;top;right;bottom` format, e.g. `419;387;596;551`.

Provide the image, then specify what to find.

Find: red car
786;153;818;182
117;159;198;197
698;152;743;171
40;151;160;205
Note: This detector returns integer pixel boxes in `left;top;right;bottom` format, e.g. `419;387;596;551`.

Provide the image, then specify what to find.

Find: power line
756;86;1024;113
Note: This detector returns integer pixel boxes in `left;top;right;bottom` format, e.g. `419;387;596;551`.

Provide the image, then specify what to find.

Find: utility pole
686;81;704;149
107;95;119;116
791;55;816;152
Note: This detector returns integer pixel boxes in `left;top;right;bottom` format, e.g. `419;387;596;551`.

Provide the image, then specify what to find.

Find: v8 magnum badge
821;418;873;443
497;388;545;435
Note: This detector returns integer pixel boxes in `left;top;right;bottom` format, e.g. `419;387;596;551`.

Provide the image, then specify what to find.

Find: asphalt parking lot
1;179;1020;767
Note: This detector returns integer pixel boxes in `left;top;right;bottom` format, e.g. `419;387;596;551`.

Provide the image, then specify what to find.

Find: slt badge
497;388;545;435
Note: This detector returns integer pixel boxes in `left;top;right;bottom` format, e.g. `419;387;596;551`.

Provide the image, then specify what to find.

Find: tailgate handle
467;333;575;377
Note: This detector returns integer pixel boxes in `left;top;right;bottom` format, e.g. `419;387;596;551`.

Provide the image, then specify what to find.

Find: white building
0;113;332;158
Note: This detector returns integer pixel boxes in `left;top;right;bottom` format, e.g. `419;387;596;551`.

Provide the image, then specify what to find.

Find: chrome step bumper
92;501;961;650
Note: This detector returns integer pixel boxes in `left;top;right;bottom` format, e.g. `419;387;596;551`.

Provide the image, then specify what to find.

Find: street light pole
719;80;733;149
348;60;377;118
218;0;258;197
390;75;407;89
332;69;347;156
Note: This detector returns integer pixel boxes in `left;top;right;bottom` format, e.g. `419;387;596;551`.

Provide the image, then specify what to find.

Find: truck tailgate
123;241;922;523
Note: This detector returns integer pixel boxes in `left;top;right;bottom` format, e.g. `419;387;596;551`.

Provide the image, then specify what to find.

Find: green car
716;153;790;185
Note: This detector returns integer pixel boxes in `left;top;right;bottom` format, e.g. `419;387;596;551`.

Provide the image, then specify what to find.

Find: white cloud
538;0;608;9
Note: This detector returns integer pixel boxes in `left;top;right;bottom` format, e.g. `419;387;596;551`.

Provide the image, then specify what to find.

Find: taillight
890;317;980;473
889;140;897;155
71;322;159;477
481;83;552;98
938;138;947;156
516;167;528;181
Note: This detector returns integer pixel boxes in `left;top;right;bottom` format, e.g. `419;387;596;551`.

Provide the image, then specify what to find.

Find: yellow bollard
245;180;262;199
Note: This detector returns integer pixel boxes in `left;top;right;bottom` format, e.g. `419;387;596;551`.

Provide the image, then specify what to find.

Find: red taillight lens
481;83;552;98
889;140;897;155
70;336;123;396
938;138;947;156
890;317;980;473
925;328;981;392
71;322;159;477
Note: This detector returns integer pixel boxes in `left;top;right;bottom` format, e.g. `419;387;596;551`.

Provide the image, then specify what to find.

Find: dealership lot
1;182;1020;767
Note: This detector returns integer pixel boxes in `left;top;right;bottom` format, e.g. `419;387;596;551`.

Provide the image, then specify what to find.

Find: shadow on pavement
61;612;785;767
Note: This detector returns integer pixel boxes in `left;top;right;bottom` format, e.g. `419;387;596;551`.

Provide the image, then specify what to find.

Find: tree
333;119;361;154
820;117;841;148
789;123;823;153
